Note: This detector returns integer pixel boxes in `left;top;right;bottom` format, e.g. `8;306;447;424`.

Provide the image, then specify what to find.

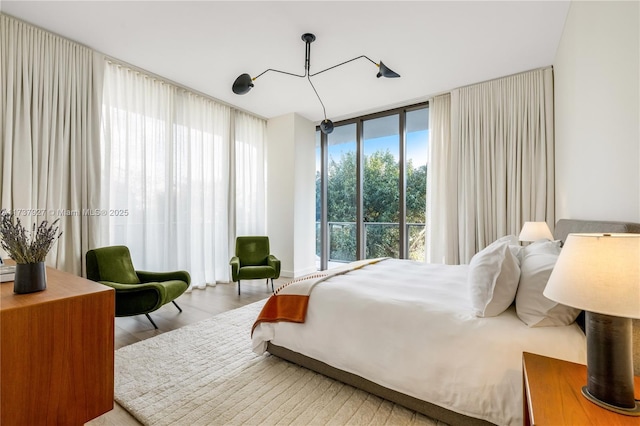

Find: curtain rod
437;65;553;97
457;65;553;90
104;57;267;120
1;12;267;121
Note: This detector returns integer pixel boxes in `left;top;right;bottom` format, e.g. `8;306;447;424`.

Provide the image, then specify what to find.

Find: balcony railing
316;221;426;264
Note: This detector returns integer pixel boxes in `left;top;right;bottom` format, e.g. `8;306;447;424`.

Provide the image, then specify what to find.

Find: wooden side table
523;352;640;425
1;263;115;425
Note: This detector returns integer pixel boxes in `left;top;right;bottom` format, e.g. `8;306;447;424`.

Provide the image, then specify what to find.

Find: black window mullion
321;131;329;270
399;111;407;259
356;120;365;260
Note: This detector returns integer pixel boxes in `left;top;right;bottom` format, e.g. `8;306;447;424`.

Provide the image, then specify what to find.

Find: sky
317;129;429;172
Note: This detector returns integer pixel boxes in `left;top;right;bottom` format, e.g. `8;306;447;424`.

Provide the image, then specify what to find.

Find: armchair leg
270;278;274;293
145;313;159;329
172;301;183;312
238;280;241;295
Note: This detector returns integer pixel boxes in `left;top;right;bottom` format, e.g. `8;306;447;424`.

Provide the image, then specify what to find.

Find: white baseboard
280;266;317;279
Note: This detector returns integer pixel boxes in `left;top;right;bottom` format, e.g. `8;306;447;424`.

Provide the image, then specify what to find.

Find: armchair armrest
136;270;191;285
229;256;240;282
98;280;166;315
267;255;281;278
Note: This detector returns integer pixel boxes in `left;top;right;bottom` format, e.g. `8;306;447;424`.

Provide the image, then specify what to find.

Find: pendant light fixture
232;33;400;134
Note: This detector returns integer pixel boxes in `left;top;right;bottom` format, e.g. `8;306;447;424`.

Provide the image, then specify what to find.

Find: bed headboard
553;219;640;243
552;218;640;376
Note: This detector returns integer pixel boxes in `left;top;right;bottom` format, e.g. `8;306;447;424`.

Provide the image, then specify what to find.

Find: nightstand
523;352;640;425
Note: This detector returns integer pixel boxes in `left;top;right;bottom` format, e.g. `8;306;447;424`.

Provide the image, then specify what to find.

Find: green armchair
229;236;281;295
86;245;190;329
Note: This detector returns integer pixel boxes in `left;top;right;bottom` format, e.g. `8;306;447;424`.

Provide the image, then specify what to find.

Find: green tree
326;151;357;261
317;149;427;262
407;161;427;260
363;150;399;223
327;151;357;223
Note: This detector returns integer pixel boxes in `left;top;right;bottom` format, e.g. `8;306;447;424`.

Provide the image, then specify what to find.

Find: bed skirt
266;342;494;426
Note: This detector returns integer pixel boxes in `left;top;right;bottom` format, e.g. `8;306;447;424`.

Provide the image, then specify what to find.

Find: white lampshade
543;233;640;319
519;221;553;242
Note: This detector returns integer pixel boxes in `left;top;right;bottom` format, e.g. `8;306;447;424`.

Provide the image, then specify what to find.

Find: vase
14;262;47;294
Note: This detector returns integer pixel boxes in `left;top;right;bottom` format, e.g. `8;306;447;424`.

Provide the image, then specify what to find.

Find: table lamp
519;221;554;242
543;233;640;415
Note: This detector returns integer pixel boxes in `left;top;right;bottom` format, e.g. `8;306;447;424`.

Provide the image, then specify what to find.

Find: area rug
115;300;440;426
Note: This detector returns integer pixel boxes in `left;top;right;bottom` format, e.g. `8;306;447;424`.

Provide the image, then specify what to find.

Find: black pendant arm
309;55;378;77
307;75;327;121
253;68;306;81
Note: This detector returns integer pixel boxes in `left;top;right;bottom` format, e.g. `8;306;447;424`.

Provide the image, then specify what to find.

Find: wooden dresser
0;263;115;425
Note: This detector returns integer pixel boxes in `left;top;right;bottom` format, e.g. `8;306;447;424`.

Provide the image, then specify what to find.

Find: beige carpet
115;300;442;426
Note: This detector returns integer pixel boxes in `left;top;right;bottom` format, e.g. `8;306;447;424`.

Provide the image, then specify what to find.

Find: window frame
316;101;429;270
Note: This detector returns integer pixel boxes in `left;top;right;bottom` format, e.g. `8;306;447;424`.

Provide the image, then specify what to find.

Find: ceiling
2;1;571;124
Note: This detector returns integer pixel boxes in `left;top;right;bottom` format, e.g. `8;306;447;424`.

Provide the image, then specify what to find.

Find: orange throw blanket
251;258;387;335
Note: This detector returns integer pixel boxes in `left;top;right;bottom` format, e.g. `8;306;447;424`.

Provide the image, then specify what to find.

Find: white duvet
252;259;586;426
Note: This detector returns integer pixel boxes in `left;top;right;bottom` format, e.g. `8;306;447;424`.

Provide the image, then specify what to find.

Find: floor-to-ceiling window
316;103;428;270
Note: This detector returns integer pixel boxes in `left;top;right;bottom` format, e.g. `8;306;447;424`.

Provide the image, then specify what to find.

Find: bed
251;219;640;425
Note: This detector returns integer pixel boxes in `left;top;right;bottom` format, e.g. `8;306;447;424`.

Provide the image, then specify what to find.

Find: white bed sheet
252;259;586;425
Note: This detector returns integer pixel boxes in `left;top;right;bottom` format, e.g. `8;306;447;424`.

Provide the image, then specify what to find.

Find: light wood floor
86;277;289;426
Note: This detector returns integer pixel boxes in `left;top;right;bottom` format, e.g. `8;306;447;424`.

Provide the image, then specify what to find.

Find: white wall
554;0;640;222
292;114;318;276
266;113;317;277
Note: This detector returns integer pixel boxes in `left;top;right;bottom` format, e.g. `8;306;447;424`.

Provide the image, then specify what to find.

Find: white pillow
497;234;523;264
468;236;521;317
515;241;580;327
509;245;523;265
519;239;561;258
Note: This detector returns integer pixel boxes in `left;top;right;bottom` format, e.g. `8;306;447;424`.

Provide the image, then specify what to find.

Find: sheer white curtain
100;61;262;288
0;14;104;274
427;68;555;264
234;111;266;237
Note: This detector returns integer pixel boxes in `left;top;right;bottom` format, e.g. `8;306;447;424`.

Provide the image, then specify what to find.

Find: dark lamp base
584;312;640;416
582;387;640;416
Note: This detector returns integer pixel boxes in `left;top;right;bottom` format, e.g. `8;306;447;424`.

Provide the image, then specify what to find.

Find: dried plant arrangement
0;209;63;264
